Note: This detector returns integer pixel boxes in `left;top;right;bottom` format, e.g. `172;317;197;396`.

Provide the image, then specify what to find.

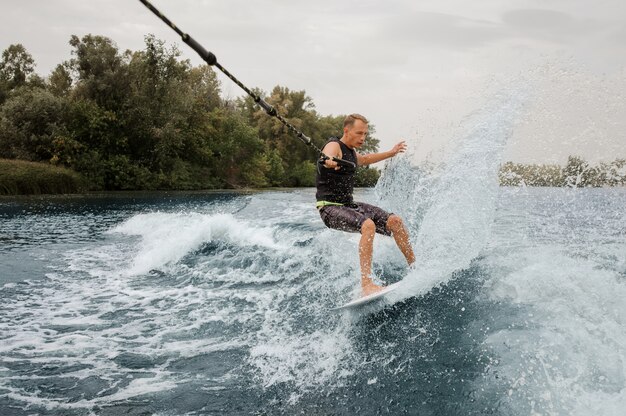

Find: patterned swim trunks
318;201;392;236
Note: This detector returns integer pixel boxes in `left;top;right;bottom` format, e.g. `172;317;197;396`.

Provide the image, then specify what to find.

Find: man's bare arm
357;141;407;166
321;141;342;170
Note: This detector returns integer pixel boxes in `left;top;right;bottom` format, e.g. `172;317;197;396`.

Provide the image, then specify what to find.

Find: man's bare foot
361;279;384;297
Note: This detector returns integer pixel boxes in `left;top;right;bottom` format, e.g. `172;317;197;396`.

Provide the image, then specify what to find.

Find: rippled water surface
1;184;625;416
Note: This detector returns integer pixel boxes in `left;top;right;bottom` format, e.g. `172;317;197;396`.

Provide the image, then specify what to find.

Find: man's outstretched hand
390;140;408;156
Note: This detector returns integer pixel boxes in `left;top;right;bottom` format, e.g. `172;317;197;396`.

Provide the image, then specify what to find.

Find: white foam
481;247;626;415
379;82;528;299
249;324;354;393
2;371;179;411
245;229;363;396
0;242;284;411
110;212;285;276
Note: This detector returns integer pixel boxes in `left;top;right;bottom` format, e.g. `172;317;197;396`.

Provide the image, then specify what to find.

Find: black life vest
315;137;357;204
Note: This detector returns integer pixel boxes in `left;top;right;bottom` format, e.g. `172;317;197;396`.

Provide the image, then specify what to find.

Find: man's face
344;120;368;148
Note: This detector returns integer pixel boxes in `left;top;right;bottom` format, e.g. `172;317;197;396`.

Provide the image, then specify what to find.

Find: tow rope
138;0;356;169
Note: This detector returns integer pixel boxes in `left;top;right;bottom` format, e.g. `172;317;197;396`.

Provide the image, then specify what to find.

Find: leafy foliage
355;166;381;187
499;157;626;187
0;44;35;90
0;87;69;161
0;37;384;192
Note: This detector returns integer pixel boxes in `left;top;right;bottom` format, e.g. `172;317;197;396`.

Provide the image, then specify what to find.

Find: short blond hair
343;113;368;128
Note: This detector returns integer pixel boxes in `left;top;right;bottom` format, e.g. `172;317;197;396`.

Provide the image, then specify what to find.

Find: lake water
1;183;625;415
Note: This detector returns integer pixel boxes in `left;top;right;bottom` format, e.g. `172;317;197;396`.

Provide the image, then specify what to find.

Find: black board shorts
318;202;393;236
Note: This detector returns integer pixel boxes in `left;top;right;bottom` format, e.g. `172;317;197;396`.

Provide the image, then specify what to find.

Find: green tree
0;44;35;92
355;166;381;187
499;161;523;186
0;33;393;191
264;148;285;186
289;160;317;187
69;34;128;110
248;86;321;185
204;108;266;187
0;87;69;162
499;161;564;187
238;87;383;186
123;35;220;174
47;63;73;97
563;156;590;187
604;159;626;186
67;98;121;158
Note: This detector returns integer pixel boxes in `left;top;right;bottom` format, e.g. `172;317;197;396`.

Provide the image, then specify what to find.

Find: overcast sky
2;0;625;164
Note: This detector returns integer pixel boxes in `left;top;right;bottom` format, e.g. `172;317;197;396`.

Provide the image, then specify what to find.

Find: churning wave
378;82;528;301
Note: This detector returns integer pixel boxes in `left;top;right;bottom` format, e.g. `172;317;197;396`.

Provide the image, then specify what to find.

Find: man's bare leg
359;219;382;296
386;215;415;266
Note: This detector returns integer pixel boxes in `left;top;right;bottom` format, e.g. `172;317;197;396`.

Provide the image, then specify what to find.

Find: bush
289;160;317;187
355;166;380;187
0;158;86;195
0;87;69;161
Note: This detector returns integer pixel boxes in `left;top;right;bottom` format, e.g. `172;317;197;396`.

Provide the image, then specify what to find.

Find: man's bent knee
361;219;376;235
386;215;403;230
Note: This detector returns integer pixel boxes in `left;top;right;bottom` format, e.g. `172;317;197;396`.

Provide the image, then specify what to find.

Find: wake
377;83;528;300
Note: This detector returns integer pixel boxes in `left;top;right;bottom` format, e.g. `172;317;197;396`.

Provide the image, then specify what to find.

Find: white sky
2;0;625;164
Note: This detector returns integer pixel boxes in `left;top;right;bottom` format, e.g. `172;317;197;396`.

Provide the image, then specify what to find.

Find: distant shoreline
2;157;625;197
0;158;300;196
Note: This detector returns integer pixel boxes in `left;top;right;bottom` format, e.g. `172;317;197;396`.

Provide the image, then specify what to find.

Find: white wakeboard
332;281;403;311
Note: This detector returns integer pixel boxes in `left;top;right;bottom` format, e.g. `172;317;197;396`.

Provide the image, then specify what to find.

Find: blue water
1;90;626;415
1;185;625;415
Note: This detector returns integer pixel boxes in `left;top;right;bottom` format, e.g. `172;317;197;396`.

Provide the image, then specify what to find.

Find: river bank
3;157;625;197
0;158;86;195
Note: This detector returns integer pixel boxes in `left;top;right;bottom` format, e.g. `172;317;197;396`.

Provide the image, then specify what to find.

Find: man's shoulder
323;138;341;148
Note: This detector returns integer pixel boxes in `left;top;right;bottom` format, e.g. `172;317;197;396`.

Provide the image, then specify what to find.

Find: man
316;113;415;296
